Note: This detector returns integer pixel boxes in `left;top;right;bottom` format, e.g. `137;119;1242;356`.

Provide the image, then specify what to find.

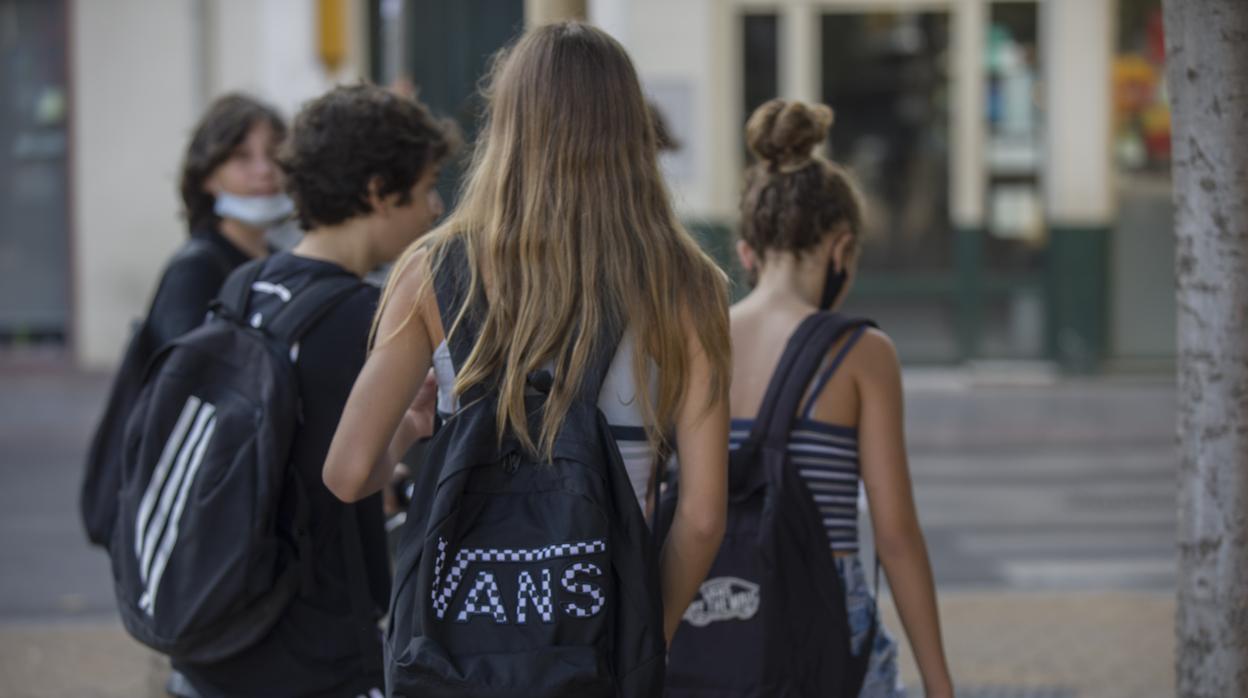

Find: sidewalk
888;591;1174;698
0;621;167;698
0;591;1174;698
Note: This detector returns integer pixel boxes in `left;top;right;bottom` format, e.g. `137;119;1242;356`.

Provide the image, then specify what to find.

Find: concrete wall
71;0;199;369
70;0;370;369
202;0;371;118
591;0;733;219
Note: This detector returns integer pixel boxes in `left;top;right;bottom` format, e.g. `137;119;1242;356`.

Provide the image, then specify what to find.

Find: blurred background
1;1;1176;696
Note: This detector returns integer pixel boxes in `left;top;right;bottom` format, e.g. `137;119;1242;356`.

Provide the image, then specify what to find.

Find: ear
736;239;758;273
367;176;388;216
829;227;855;274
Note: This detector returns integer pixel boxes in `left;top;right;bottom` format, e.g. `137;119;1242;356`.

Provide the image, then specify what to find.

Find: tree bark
1164;0;1248;695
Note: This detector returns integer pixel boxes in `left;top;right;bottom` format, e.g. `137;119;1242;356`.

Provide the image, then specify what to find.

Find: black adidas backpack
658;311;878;697
109;259;372;663
384;239;666;697
81;237;231;548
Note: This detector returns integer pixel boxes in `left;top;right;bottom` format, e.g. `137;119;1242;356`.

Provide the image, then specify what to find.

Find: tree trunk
1164;0;1248;695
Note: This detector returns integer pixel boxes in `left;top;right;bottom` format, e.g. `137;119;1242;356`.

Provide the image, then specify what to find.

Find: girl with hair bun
730;99;953;697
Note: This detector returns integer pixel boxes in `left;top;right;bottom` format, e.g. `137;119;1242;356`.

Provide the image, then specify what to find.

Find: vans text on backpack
658;311;879;697
108;259;378;667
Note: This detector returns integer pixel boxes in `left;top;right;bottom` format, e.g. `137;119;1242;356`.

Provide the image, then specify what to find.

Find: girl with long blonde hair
322;19;731;673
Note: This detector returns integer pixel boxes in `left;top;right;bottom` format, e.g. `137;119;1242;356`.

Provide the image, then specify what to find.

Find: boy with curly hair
169;84;457;698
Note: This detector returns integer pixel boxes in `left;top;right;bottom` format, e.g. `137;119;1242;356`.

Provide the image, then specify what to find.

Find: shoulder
300;265;379;328
843;326;901;388
389;244;434;307
336;282;381;322
295;281;378;371
377;234;446;340
153;242;233;304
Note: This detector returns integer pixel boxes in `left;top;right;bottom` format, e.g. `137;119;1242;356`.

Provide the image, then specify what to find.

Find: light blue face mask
213;192;294;228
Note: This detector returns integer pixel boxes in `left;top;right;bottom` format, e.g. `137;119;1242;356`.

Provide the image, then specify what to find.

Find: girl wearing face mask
730;99;953;698
147;93;289;347
78;94;289;551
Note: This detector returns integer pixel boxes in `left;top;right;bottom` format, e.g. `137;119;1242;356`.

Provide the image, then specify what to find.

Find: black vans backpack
658;311;878;697
81;237;232;548
383;239;666;697
108;259;370;663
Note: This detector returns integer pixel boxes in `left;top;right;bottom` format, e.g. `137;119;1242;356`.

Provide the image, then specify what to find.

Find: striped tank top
728;326;866;554
432;331;661;515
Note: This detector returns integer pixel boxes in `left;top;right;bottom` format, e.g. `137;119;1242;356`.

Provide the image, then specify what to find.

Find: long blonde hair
377;22;730;458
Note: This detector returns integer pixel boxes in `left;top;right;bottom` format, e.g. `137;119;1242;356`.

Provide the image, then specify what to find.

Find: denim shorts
834;555;907;698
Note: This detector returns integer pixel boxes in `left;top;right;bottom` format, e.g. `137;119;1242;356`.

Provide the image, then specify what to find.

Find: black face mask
820;260;847;310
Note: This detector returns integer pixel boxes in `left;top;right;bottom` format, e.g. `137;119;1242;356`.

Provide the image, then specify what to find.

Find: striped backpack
107;259;367;663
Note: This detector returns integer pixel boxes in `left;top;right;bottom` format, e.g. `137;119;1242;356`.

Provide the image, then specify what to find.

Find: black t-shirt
146;226;251;348
174;252;390;698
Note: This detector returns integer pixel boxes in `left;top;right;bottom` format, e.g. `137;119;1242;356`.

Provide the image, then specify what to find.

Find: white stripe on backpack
134;396;201;563
140;413;216;615
134;396;217;615
138;400;216;581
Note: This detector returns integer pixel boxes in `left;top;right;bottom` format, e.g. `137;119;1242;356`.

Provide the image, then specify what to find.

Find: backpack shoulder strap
799;324;871;419
432;236;480;367
757;313;876;450
432;236;488;402
264;275;363;345
183;235;234;277
213;259;267;322
745;312;834;444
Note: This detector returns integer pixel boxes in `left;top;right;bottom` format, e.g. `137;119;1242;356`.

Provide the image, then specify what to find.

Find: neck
750;252;824;309
217;218;269;259
292;221;376;277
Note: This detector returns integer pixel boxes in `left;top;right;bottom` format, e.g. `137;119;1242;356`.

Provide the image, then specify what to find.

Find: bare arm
324;251;436;502
660;325;730;644
856;330;953;698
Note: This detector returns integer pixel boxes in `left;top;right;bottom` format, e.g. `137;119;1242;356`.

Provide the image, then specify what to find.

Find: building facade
0;0;1172;371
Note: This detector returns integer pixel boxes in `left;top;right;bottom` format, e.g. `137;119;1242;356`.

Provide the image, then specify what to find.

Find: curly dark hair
279;84;460;230
740;99;862;261
179;94;287;232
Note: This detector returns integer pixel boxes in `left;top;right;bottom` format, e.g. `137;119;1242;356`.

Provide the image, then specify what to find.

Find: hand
401;369;439;440
382;463;412;517
387;369;438;463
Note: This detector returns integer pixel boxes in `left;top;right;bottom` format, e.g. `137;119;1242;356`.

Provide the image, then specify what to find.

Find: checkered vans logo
516;569;554;623
561;562;606;617
432;537;607;623
456;571;508;624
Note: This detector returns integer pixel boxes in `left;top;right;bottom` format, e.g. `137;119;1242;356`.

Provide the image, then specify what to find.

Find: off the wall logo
683;576;760;626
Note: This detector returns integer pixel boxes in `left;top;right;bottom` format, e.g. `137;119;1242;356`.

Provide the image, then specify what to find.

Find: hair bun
746;99;834;170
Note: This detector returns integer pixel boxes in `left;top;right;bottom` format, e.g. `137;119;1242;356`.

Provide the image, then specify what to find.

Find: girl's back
721;98;953;698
